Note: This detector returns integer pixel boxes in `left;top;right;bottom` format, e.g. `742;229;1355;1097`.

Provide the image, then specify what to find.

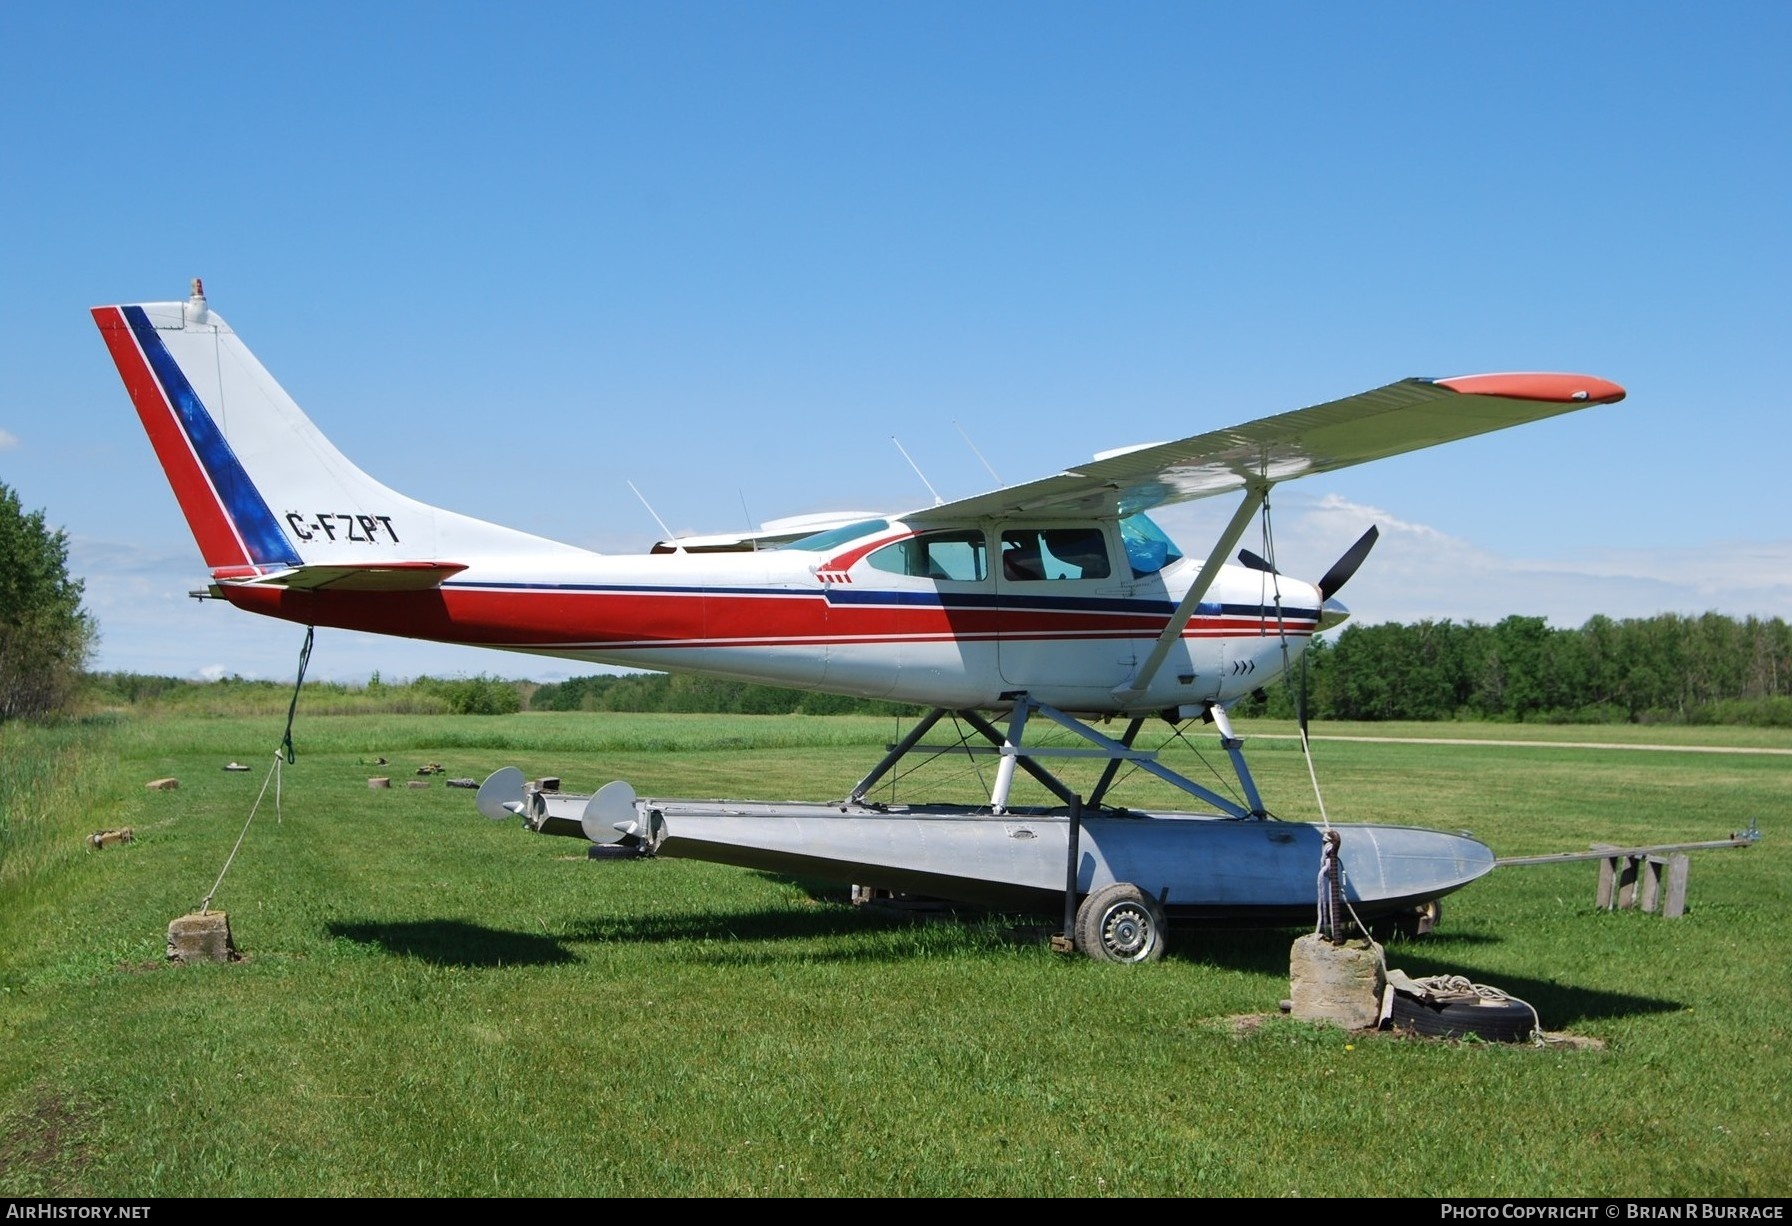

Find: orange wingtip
1434;373;1626;405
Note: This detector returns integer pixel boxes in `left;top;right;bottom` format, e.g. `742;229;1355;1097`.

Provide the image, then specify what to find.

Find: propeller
1234;524;1379;599
1315;525;1379;600
1236;547;1277;575
1235;525;1381;740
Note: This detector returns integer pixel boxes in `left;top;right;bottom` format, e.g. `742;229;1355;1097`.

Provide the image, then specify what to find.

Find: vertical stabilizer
92;283;588;581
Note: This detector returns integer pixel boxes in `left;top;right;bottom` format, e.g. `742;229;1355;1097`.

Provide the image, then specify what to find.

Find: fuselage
220;513;1333;713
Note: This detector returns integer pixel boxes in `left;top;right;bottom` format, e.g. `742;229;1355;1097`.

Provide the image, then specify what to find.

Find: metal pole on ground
1062;794;1083;947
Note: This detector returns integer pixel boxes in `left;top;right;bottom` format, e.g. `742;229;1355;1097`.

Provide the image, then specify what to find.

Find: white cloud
0;428;19;451
1155;493;1792;628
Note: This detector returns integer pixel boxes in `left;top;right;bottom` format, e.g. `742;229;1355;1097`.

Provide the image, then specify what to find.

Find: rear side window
868;531;988;581
1000;528;1111;581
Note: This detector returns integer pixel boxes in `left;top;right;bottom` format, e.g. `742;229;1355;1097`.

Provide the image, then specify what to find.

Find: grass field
1;710;1786;1197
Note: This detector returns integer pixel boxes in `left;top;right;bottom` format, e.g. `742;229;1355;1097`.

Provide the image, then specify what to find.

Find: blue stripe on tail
123;307;301;568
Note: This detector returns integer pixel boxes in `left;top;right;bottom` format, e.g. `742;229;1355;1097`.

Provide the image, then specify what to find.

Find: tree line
1229;613;1792;726
530;672;909;717
0;484;95;722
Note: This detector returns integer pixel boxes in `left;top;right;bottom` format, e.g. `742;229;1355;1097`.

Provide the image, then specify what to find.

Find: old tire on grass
1390;991;1535;1042
1075;883;1166;964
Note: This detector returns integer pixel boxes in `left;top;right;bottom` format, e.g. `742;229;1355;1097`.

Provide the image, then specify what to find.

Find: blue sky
2;3;1787;682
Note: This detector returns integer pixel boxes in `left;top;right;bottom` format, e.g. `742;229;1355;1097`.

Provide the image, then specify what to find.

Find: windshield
1120;513;1184;577
778;519;890;552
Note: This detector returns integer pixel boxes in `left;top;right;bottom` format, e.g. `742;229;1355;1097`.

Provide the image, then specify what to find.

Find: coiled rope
1389;972;1545;1045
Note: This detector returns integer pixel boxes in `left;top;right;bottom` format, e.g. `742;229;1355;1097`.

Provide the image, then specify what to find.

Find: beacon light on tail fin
94;283;1625;954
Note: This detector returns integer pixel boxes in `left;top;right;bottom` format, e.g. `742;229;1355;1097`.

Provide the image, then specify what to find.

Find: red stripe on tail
91;307;249;569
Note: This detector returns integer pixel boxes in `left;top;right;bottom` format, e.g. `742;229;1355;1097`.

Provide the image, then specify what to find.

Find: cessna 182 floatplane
94;282;1625;961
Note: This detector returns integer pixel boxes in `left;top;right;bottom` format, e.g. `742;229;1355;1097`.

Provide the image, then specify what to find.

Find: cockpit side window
1000;528;1111;581
868;530;987;581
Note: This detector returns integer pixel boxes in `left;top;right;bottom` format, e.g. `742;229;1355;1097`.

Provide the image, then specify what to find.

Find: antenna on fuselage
892;437;945;507
953;421;1004;487
627;480;684;552
738;491;759;551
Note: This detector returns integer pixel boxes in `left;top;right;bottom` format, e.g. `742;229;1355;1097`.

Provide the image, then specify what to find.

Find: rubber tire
1390;991;1535;1043
1075;883;1166;964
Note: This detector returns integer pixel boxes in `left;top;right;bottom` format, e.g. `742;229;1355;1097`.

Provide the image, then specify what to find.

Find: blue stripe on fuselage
443;580;1318;624
826;588;1320;621
123;306;301;568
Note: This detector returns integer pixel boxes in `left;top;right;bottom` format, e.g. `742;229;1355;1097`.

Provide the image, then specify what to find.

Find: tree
0;483;96;721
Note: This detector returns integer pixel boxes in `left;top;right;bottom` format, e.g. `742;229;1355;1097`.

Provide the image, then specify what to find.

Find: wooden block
146;777;179;791
1597;856;1618;909
88;828;134;850
1641;855;1664;913
406;779;429;789
368;777;391;789
1663;854;1690;919
167;911;237;963
1615;856;1640;909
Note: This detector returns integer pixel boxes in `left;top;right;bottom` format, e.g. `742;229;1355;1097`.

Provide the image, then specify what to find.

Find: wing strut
1114;483;1268;705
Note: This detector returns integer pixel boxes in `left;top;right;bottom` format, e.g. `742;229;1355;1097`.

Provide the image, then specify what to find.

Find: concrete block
167;911;237;964
1288;933;1385;1030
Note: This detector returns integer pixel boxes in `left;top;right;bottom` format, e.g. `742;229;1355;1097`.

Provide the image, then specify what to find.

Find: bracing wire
1258;503;1332;829
198;626;313;914
872;714;992;803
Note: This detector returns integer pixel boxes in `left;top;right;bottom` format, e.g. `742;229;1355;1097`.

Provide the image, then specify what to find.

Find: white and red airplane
94;281;1625;961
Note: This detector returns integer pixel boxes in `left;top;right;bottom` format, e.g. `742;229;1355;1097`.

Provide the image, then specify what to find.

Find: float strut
1087;717;1145;808
958;705;1080;809
848;707;950;804
988;701;1031;814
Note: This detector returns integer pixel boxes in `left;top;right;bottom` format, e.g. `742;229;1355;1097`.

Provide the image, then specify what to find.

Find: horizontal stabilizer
213;561;469;592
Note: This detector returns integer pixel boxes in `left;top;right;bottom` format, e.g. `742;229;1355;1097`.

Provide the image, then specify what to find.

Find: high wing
902;373;1625;523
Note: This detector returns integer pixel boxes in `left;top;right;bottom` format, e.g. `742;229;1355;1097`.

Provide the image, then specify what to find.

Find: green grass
1;711;1786;1196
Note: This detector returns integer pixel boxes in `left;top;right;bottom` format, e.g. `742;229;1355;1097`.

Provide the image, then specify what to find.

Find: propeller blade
1316;526;1380;601
1236;548;1279;575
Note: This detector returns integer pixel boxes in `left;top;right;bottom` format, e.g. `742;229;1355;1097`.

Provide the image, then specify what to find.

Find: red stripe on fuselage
220;583;1316;654
91;307;249;569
